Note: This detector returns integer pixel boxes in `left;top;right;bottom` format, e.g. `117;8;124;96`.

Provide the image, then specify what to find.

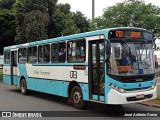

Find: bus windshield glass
107;42;154;76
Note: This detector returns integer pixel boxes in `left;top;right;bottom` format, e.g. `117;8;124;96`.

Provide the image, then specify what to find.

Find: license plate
136;94;144;99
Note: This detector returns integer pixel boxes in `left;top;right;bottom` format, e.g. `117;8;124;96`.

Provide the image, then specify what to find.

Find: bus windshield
107;42;154;76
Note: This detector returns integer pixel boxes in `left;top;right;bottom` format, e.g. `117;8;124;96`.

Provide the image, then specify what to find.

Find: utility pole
92;0;95;20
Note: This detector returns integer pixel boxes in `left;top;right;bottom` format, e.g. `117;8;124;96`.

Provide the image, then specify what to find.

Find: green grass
153;86;160;105
0;69;2;81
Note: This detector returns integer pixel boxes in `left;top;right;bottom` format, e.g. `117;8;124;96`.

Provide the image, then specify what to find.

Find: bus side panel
54;80;69;97
13;75;19;85
3;65;11;85
18;64;29;87
19;64;89;100
79;83;89;101
3;75;11;85
26;78;69;97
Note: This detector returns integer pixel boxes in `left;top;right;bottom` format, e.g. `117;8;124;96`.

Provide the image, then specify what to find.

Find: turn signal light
73;65;86;70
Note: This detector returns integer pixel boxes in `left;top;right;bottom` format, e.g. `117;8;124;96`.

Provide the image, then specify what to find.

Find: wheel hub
73;91;81;104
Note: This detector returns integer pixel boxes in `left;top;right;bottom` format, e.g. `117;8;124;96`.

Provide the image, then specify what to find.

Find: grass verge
153;86;160;105
141;86;160;106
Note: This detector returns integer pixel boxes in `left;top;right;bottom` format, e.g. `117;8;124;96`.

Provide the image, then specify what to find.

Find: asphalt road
0;81;160;120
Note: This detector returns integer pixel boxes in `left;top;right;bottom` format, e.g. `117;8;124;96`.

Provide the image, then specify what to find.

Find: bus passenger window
38;44;50;63
51;43;59;62
18;48;27;64
51;42;66;62
58;42;66;62
28;46;37;63
67;39;86;62
4;50;10;64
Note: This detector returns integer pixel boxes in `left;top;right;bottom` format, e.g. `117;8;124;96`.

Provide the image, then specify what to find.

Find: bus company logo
138;84;141;87
2;112;11;117
1;112;42;117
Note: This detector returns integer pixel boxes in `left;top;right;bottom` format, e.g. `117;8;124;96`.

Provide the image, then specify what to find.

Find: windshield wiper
138;41;147;62
121;40;131;55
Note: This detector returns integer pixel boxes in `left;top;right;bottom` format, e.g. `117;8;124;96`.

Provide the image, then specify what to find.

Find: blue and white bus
3;27;157;109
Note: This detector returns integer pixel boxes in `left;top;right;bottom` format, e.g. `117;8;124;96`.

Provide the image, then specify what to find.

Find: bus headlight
108;83;126;93
151;85;156;89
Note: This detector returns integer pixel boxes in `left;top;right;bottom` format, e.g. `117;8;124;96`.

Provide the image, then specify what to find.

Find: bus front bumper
107;86;157;104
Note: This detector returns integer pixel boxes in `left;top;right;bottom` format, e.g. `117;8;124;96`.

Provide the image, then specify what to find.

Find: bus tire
20;79;28;95
71;86;87;109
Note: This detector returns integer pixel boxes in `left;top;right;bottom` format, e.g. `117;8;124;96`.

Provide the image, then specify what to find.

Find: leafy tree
0;0;15;9
73;11;90;33
0;9;16;54
2;0;89;44
49;3;80;38
19;11;49;43
14;0;57;43
91;0;160;50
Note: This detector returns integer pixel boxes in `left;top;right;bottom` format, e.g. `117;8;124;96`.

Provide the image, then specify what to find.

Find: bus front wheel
71;86;87;109
20;79;28;95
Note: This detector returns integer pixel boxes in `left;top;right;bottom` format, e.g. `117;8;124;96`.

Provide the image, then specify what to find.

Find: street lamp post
92;0;95;20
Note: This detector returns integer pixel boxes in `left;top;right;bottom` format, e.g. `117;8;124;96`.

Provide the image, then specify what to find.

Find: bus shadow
9;88;129;117
9;88;71;107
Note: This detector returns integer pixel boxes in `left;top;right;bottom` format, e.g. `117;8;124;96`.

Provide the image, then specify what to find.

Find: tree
0;9;16;54
73;11;90;33
49;4;90;38
91;0;160;50
49;3;80;38
22;11;49;43
0;0;15;9
14;1;90;43
14;0;57;44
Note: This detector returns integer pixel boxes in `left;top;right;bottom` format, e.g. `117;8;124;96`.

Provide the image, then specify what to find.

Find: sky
57;0;160;57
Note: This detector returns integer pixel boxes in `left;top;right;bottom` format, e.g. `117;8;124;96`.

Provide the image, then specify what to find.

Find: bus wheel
71;86;87;109
20;79;28;95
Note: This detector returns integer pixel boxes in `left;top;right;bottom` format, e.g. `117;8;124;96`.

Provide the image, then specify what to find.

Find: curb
138;102;160;108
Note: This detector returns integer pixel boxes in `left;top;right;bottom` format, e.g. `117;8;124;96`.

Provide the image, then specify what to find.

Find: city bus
3;27;157;109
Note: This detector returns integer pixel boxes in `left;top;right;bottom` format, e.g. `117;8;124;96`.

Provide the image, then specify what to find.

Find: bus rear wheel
20;79;28;95
71;86;87;109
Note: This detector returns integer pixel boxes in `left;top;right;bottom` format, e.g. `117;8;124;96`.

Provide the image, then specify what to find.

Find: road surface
0;81;160;120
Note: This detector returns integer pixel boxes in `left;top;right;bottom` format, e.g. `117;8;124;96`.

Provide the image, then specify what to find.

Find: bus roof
4;27;149;51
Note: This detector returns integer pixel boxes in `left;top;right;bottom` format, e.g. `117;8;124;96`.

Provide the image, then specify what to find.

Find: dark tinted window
28;46;37;63
51;42;66;62
38;44;50;63
4;50;10;64
18;48;27;64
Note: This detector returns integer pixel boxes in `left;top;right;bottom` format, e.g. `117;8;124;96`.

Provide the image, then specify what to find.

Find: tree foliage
14;0;57;43
0;9;16;54
0;0;90;46
22;11;49;42
0;0;15;9
91;0;160;50
0;0;16;54
73;11;90;33
49;3;80;38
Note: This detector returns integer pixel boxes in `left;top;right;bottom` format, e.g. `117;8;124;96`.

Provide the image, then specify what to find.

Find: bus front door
11;50;18;85
89;40;105;102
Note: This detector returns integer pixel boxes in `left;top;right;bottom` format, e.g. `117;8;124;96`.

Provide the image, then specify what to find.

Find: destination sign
109;30;153;40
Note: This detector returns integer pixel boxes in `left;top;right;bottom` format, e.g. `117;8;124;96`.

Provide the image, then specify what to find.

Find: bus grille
120;75;154;83
126;94;153;102
125;87;151;93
